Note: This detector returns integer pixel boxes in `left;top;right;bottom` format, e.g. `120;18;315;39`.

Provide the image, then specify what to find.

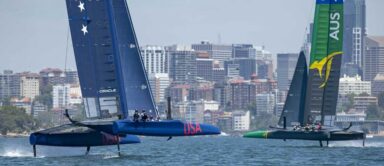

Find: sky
0;0;383;72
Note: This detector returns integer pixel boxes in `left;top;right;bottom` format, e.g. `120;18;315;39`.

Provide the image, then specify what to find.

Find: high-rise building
212;67;225;83
256;60;274;79
224;58;258;80
19;73;40;100
0;70;20;101
141;45;169;74
148;73;170;103
232;44;256;58
192;41;232;67
277;53;299;91
363;36;384;81
343;0;366;69
169;48;197;84
196;58;214;81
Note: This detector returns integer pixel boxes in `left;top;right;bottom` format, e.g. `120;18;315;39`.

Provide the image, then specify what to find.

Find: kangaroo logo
309;52;342;88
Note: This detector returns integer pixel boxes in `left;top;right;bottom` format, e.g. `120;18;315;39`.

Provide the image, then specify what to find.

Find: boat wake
329;140;384;148
0;149;35;158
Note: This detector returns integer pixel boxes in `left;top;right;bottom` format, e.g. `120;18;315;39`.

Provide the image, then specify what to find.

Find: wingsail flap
278;52;308;126
66;0;157;119
108;0;157;117
304;0;343;126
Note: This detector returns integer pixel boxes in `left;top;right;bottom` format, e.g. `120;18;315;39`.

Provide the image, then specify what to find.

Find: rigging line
64;24;70;74
61;23;71;123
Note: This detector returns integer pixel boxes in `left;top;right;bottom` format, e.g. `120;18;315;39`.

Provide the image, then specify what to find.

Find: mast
303;0;344;126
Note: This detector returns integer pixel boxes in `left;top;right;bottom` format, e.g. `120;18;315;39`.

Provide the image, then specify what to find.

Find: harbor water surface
1;136;384;165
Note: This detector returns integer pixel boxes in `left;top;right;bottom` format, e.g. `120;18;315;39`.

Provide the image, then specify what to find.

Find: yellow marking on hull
309;51;343;88
264;131;268;139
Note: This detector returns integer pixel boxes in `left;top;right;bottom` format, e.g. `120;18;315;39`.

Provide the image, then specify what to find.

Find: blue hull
113;120;221;136
30;124;140;147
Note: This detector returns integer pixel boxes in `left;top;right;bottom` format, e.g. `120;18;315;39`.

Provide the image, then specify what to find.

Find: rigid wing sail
244;0;365;146
30;0;220;157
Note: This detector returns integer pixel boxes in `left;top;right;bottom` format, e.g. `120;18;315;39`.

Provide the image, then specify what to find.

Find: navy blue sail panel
278;52;308;126
66;0;156;118
106;0;156;117
66;0;122;118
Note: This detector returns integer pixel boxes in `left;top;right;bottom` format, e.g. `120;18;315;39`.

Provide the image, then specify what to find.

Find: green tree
359;92;370;97
366;104;382;120
0;106;38;135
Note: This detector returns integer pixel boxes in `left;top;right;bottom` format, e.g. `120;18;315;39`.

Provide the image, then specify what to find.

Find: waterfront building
233;110;250;131
338;74;371;96
353;96;378;113
53;84;70;108
336;112;366;122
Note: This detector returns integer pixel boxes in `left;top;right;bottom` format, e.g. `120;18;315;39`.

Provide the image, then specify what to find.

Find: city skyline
0;0;384;72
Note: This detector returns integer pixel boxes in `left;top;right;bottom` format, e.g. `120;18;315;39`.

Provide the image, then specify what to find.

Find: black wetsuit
133;113;140;122
142;114;148;122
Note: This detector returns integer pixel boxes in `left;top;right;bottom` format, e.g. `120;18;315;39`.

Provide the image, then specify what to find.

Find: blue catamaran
29;0;220;157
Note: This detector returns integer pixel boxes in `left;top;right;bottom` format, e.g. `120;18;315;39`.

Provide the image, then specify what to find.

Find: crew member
149;115;154;121
141;110;148;122
133;110;140;122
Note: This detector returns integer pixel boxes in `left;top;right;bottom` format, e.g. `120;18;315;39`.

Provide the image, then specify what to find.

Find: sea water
1;136;384;165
